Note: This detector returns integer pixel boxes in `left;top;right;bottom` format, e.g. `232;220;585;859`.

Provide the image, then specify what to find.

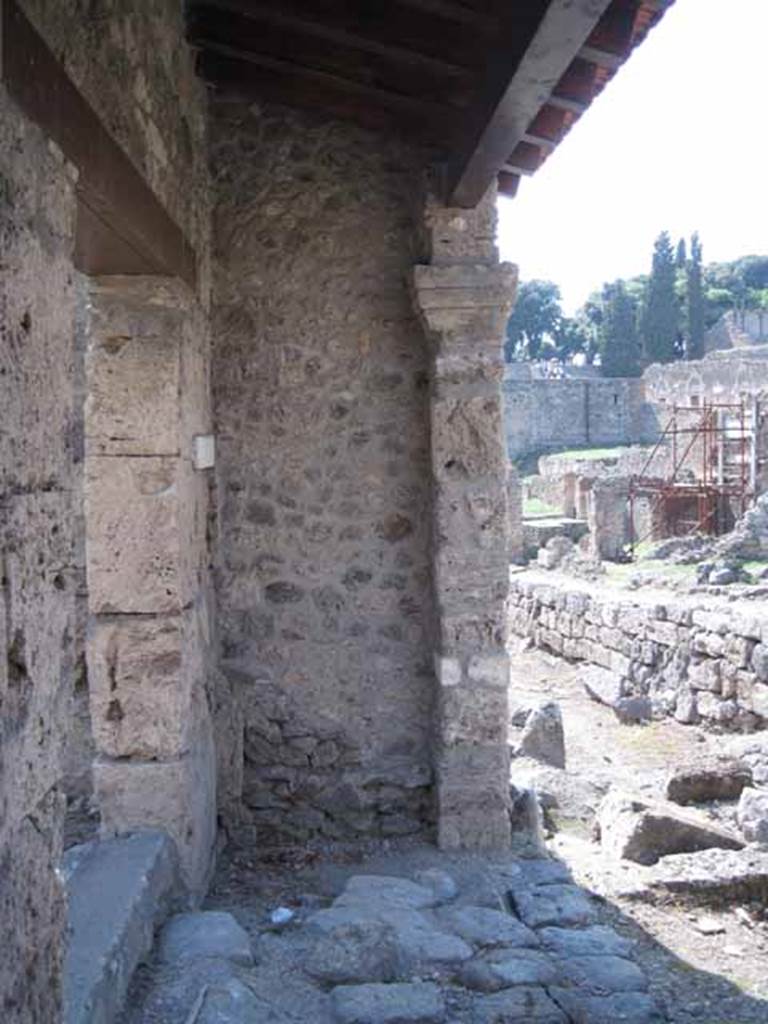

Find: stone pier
84;277;216;897
412;189;518;849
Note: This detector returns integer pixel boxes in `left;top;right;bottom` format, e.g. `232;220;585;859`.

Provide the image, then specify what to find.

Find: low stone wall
509;572;768;731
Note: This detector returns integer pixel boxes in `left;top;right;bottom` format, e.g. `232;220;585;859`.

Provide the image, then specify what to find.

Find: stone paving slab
331;982;445;1024
470;987;568;1023
459;948;558;991
158;911;254;966
508;883;597;928
550;988;667;1024
435;906;539;949
538;924;634;958
124;858;668;1024
555;953;648;995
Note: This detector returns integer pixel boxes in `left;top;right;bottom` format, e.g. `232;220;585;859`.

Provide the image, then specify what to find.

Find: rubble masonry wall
509;574;768;731
210;103;436;845
0;88;77;1024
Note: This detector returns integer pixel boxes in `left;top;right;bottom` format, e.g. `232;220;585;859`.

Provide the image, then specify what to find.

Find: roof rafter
445;0;615;207
190;0;484;75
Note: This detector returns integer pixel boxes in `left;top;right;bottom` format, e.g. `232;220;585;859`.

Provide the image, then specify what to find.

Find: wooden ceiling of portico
187;0;672;208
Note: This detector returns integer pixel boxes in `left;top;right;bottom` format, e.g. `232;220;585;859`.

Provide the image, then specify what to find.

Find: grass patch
544;446;629;462
604;559;698;586
523;497;561;518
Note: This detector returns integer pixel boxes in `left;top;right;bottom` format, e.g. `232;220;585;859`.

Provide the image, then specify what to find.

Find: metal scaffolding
628;399;757;554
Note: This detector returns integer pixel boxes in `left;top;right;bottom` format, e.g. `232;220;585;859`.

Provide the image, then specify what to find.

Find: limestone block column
412;188;518;849
84;277;216;898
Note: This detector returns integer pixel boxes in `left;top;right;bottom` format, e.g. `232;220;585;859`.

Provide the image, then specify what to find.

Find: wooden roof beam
394;0;499;32
188;5;473;106
446;0;614;207
197;51;454;144
198;42;455;121
190;0;485;74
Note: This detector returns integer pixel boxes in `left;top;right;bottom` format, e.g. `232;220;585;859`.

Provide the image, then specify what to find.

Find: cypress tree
641;231;679;363
686;232;705;360
675;237;687;269
600;281;640;377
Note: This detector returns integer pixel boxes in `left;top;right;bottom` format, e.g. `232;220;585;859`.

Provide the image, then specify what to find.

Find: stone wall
0;87;78;1024
504;373;657;461
509;573;768;730
210;102;435;845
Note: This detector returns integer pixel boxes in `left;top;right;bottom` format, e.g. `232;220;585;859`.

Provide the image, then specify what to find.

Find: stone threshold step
62;830;182;1024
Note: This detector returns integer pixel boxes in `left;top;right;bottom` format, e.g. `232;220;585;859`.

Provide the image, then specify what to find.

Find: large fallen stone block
598;790;745;866
62;831;180;1024
617;847;768;904
737;787;768;843
517;703;565;769
665;762;752;805
94;703;216;898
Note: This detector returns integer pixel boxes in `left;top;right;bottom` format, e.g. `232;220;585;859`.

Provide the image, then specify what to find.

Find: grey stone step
62;830;181;1024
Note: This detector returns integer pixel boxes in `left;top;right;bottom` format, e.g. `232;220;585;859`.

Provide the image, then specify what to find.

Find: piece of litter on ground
695;916;725;935
269;907;295;925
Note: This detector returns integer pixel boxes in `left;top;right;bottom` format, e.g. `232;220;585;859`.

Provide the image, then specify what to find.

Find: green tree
641;231;679;363
599;281;641;377
504;279;563;361
685;232;705;360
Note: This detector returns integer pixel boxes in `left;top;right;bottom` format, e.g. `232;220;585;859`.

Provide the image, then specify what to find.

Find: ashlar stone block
85;456;185;614
94;704;216;900
85;325;181;457
87;612;205;760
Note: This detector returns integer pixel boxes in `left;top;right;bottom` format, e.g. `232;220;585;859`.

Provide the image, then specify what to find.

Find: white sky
497;0;768;314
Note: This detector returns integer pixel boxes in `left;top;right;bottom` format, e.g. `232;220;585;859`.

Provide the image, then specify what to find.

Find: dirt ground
509;643;768;1024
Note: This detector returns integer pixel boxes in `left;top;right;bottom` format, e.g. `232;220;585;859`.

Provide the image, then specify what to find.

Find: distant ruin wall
509;573;768;731
504;374;657;461
644;351;768;405
211;103;435;846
